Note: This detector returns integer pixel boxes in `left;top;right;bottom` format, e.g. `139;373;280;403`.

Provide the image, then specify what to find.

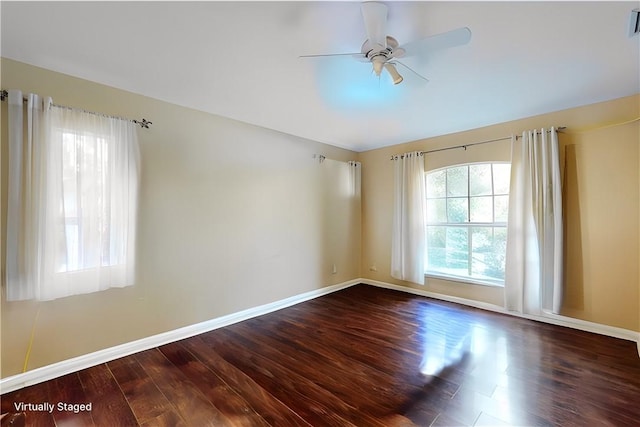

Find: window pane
426;226;446;270
63;223;79;272
470;196;492;222
470;226;508;281
426;199;447;223
494;195;509;222
471;226;492;277
447;198;468;223
493;227;508;280
447;166;468;197
445;227;468;275
493;164;511;195
426;170;446;198
469;164;492;196
426;226;469;277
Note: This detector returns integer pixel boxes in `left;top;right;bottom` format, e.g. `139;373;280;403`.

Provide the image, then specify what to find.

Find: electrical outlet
369;265;377;272
332;264;337;274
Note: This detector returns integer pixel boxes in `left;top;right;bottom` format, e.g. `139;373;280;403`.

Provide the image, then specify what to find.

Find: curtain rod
0;89;152;129
313;154;361;165
390;127;566;160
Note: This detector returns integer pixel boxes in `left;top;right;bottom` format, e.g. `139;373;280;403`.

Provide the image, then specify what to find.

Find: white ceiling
2;1;639;152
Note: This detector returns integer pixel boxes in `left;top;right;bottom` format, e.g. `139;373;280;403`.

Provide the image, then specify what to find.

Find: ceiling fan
300;1;472;85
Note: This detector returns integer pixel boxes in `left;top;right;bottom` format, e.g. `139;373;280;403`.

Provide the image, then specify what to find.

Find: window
5;91;140;301
48;112;140;290
60;131;114;272
425;163;510;285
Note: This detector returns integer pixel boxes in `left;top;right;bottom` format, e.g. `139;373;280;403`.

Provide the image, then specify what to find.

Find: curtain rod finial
133;118;152;129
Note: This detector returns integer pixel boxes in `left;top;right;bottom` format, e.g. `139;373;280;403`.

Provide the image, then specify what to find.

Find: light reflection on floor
414;304;548;425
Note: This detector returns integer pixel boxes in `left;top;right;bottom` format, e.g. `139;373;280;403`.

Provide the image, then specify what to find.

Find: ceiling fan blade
299;52;363;58
393;60;429;83
361;1;388;50
389;47;406;59
401;27;471;58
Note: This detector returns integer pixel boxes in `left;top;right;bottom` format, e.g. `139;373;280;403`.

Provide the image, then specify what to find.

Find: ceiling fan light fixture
385;63;403;85
372;56;385;76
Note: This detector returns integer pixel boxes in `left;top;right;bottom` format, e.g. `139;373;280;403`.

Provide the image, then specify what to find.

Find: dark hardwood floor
2;284;640;426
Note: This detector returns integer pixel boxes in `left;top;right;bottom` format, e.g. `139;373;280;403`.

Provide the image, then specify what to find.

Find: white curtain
6;91;140;301
504;128;563;315
6;91;52;301
391;151;426;285
348;160;361;198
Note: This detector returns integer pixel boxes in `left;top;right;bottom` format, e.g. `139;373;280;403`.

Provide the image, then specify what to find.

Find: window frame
424;162;511;287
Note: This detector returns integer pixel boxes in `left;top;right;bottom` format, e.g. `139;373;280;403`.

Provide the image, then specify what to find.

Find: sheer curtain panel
5;91;140;301
348;161;361;198
6;91;51;300
391;151;426;285
504;128;563;315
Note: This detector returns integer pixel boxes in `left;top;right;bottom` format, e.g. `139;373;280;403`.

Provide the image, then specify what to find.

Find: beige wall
360;95;640;332
0;59;361;377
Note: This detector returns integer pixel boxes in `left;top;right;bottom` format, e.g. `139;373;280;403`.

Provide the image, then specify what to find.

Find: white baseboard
0;279;360;394
362;279;508;314
2;277;638;394
361;278;640;346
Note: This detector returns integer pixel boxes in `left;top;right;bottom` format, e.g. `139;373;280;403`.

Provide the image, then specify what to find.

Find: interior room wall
0;58;361;378
360;94;640;332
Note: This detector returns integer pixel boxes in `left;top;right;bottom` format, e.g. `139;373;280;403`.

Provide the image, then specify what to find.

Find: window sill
424;272;504;288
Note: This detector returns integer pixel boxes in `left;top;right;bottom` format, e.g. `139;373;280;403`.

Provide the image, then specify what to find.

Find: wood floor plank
180;337;312;427
234;312;461;425
247;304;459;396
200;329;370;427
158;341;270;427
234;316;423;396
133;348;231;426
107;355;178;424
223;322;415;422
46;372;95;427
2;284;639;426
273;305;460;393
76;364;138;426
139;409;188;427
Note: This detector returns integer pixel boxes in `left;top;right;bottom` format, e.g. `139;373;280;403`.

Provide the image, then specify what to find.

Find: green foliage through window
425;163;510;285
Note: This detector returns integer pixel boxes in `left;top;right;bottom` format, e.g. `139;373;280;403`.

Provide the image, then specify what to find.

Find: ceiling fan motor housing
361;36;400;57
361;36;402;75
